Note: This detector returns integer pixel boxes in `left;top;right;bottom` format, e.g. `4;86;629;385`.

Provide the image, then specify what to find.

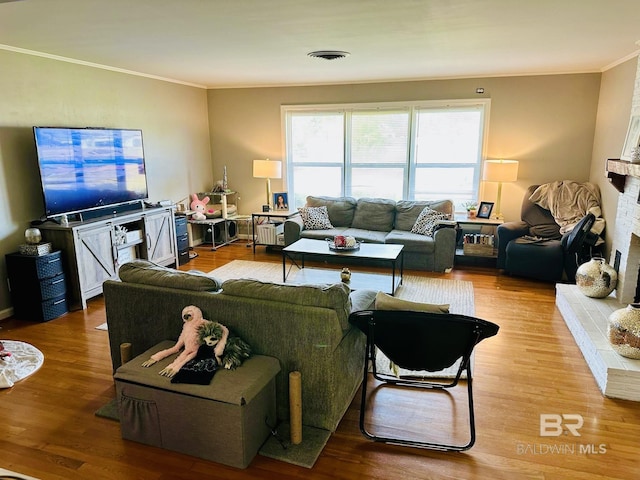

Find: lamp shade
483;159;519;182
253;159;282;179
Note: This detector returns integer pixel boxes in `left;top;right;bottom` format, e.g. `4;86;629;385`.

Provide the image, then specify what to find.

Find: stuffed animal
198;320;252;370
190;193;210;221
142;305;209;377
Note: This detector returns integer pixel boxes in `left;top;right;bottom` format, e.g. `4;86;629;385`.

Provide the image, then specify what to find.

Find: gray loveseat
284;196;456;272
103;260;376;433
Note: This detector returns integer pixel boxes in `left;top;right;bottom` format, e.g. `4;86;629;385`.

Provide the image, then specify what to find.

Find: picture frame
273;192;289;210
621;115;640;161
477;201;494;219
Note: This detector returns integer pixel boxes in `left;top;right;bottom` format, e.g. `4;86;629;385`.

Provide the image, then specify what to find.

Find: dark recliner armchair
497;185;598;282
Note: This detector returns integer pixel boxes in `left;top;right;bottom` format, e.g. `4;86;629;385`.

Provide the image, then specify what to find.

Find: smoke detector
307;50;350;60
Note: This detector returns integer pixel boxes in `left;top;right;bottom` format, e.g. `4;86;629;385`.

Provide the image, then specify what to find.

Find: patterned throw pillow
410;206;447;236
298;206;334;230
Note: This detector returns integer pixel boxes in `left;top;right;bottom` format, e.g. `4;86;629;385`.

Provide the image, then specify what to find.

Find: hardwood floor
1;244;639;480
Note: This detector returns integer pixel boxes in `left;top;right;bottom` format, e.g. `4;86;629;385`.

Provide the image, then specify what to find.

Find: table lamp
253;159;282;210
482;159;519;219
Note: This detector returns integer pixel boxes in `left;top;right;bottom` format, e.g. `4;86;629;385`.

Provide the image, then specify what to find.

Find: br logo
539;414;583;437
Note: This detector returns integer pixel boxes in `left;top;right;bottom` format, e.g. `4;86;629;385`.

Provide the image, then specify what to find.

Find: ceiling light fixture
307;50;350;60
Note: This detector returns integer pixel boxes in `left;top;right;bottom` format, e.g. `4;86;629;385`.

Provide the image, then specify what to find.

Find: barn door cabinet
39;206;177;310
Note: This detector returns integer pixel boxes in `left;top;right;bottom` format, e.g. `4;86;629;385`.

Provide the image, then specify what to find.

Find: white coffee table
282;238;404;294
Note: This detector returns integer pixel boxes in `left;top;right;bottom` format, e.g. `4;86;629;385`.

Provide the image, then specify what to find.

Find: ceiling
1;0;639;89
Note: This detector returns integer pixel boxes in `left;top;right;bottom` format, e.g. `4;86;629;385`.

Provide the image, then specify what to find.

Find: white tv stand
39;205;178;310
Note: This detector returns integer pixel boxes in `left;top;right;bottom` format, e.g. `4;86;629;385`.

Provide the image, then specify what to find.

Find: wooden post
120;342;132;365
289;371;302;445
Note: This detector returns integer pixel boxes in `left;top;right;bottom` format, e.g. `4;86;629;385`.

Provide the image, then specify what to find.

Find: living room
1;2;640;479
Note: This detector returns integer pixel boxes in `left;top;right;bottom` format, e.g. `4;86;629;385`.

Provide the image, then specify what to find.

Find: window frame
281;98;491;211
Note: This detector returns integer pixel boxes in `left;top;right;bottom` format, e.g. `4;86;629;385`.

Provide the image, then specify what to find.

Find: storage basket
463;244;494;256
19;242;52;256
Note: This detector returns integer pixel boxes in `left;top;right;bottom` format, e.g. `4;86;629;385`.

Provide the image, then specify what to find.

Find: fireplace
605;159;640;304
554;159;640;402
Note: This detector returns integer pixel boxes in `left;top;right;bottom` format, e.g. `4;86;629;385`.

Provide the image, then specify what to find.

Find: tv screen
33;127;149;217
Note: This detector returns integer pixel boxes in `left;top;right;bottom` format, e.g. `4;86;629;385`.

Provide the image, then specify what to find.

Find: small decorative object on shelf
575;257;617;298
462;201;478;219
113;225;128;245
340;267;351;282
327;236;360;251
607;304;640;359
24;227;42;244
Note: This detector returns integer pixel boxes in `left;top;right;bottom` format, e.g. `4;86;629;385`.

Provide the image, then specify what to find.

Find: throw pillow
410;206;447;236
374;291;449;313
298;206;334;230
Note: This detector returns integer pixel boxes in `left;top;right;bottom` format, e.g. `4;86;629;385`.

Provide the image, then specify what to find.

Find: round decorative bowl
24;227;42;245
326;238;361;251
608;304;640;359
575;257;617;298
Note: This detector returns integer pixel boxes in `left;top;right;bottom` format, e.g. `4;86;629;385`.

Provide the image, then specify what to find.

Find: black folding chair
349;310;499;451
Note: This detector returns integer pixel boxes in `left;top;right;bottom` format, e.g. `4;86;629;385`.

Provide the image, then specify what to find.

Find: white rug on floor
0;340;44;388
95;322;108;331
209;260;474;315
0;468;41;480
210;260;475;378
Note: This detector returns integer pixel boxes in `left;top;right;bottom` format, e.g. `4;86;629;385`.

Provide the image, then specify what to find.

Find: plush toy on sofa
190;193;210;221
142;305;209;377
198;320;252;370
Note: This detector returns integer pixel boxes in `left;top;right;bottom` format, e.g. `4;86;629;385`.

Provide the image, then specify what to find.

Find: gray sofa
103;260;376;433
284;196;456;272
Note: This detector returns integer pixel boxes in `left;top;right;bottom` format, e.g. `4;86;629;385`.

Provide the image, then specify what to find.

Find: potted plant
463;201;478;219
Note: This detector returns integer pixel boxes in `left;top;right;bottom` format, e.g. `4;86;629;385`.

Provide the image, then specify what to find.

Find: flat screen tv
33;127;149;218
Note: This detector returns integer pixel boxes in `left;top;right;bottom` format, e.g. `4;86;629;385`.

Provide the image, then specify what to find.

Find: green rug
95;400;329;468
95;398;119;421
259;421;331;468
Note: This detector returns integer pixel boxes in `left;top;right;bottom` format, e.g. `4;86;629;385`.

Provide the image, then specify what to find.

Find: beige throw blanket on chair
529;181;605;237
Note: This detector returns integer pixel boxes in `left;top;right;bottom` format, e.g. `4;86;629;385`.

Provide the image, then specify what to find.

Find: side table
454;214;503;267
252;210;300;253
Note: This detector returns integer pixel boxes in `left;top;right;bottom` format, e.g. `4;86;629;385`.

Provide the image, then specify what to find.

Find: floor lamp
482;159;519;219
253;159;282;210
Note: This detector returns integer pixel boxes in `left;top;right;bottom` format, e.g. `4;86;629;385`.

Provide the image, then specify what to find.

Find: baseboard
0;306;14;320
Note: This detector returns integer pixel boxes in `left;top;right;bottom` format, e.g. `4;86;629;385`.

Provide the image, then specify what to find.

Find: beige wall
589;56;638;260
0;50;212;314
208;74;601;218
1;48;633;314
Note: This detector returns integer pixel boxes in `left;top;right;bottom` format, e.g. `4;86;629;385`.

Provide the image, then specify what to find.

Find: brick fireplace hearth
555;161;640;401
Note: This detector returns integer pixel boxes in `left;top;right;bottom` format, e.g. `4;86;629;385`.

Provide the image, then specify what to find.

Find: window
283;100;489;211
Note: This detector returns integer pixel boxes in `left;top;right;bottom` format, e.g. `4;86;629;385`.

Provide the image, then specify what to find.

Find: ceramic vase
467;209;477;219
608;304;640;359
575;257;617;298
24;227;42;244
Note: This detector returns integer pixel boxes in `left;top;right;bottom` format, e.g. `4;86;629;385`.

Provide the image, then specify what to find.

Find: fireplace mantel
606;158;640;192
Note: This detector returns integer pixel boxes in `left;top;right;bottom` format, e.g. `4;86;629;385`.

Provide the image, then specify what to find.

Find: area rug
259;421;331;468
209;260;475;316
95;398;118;421
0;340;44;388
210;260;475;378
0;468;41;480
